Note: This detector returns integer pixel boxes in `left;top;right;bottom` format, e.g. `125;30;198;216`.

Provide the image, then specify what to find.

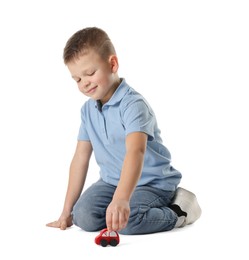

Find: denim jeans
72;179;177;235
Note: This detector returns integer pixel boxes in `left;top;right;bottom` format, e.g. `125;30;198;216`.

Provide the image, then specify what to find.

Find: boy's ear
109;55;119;73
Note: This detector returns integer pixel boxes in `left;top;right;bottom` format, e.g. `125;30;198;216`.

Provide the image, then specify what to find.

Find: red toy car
95;228;120;247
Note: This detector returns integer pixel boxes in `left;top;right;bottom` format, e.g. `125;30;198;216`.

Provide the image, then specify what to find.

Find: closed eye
87;71;96;76
72;76;81;83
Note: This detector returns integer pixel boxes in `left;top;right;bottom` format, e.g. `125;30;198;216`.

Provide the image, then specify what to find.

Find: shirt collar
95;78;129;111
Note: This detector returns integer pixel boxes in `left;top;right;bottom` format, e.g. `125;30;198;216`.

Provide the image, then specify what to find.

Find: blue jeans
72;179;177;235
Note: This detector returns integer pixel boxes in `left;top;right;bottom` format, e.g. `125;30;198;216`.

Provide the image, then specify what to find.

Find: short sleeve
121;98;156;141
77;105;90;141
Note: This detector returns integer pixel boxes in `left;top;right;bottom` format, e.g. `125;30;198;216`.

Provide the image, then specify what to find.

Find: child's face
67;50;119;104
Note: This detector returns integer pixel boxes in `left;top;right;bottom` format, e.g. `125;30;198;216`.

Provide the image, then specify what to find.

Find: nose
83;80;91;88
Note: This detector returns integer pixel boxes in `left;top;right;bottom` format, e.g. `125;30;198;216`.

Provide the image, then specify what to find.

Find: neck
100;76;121;104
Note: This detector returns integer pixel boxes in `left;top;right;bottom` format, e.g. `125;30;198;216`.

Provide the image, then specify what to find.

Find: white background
0;0;248;259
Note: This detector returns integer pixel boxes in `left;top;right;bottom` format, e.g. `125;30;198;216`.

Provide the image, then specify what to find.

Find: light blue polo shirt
78;79;182;191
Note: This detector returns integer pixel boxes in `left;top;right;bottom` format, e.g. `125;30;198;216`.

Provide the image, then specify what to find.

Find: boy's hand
46;215;73;230
106;199;130;232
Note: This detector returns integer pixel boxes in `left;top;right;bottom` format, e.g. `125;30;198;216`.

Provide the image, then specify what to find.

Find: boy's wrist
62;206;73;217
112;190;131;202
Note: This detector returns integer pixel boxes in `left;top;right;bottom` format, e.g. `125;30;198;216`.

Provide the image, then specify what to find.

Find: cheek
91;72;102;83
94;71;110;85
77;84;84;93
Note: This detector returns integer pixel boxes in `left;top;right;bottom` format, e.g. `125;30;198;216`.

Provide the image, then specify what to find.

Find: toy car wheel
109;239;118;247
100;239;108;247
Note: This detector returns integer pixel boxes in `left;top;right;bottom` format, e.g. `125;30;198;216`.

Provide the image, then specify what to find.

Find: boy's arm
106;132;147;231
46;140;92;230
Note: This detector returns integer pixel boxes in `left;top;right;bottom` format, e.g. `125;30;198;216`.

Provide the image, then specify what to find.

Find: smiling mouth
86;86;97;94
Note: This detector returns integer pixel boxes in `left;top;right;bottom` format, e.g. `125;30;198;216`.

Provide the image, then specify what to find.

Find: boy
46;27;201;235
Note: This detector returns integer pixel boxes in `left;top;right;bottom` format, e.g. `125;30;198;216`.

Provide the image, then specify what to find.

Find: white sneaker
171;187;202;227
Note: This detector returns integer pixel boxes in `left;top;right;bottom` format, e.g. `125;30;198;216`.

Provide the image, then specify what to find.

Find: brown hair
63;27;116;64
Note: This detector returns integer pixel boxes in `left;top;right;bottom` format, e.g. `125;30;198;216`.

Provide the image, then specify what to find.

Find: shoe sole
172;187;202;226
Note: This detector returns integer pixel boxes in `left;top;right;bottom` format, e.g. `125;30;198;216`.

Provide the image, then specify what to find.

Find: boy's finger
60;221;67;230
106;212;113;231
111;212;119;231
46;221;59;228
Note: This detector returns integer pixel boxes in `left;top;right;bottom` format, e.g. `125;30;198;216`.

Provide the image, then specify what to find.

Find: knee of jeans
119;227;133;235
119;221;139;235
72;204;104;232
